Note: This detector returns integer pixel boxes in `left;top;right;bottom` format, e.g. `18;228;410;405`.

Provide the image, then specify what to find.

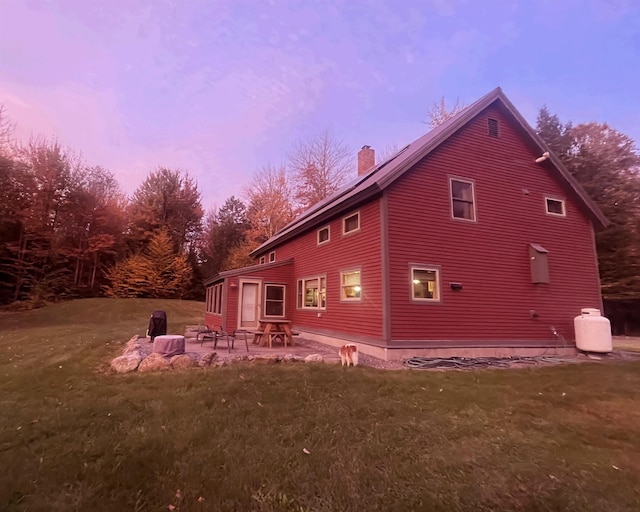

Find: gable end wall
386;104;602;343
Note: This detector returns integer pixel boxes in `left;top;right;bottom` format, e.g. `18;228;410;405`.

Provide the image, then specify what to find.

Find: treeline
0;102;639;309
535;109;640;300
0;106;353;306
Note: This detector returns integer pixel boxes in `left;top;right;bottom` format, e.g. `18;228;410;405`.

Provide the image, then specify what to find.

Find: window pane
342;272;359;285
341;271;361;299
265;285;285;316
305;280;318;307
453;200;473;219
320;277;326;308
344;214;359;232
265;300;283;316
451;180;472;200
318;228;329;243
266;286;284;301
546;199;564;215
412;269;438;300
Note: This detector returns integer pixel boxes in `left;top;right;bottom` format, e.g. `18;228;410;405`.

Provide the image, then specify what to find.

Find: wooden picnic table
252;319;294;348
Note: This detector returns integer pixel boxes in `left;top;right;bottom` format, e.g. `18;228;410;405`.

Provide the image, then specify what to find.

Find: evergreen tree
536;111;640;299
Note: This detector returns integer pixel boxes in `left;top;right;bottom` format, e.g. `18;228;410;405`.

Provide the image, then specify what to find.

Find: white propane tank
574;308;612;353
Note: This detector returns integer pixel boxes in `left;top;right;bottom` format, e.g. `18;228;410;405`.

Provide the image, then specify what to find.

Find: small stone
254;354;279;363
304;354;324;363
198;352;217;367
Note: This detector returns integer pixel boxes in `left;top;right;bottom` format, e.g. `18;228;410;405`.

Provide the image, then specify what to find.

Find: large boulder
111;353;143;373
171;354;196;370
304;354;324;363
138;353;171;372
123;342;142;355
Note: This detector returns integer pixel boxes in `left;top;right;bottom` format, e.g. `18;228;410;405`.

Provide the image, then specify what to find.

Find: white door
239;281;261;329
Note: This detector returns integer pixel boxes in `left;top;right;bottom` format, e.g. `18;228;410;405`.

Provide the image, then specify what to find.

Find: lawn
1;298;640;511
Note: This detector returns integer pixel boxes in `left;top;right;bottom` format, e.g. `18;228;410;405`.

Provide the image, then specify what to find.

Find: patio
151;331;343;364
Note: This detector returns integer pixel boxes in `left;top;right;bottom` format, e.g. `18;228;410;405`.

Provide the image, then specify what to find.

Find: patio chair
223;329;250;352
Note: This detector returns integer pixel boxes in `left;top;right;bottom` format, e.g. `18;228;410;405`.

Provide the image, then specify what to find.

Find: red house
204;88;608;360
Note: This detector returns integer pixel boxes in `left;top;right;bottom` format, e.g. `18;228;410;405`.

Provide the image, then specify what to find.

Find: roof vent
487;118;499;137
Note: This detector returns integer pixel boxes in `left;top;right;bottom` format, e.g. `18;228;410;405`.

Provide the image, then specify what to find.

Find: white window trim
263;283;286;318
342;211;361;235
297;275;327;310
409;264;442;303
449;176;477;222
340;268;362;302
544;196;566;217
268;251;276;262
259;256;265;265
317;225;330;245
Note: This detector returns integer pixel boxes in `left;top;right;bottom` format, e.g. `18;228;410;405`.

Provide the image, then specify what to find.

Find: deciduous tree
0;104;15;153
128;167;203;253
244;164;295;246
425;97;466;129
199;196;250;278
288;130;353;210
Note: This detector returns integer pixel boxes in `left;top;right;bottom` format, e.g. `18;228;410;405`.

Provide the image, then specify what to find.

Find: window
208;283;223;315
411;266;441;302
545;197;566;217
340;269;361;301
297;276;326;309
206;286;213;313
450;178;476;221
343;212;360;234
269;251;276;262
264;284;285;317
488;118;499;137
317;226;330;245
259;256;265;265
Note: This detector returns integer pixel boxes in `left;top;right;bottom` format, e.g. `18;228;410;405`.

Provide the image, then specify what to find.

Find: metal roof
249;87;608;258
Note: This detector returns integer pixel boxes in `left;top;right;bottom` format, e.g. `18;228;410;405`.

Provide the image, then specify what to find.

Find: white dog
339;344;359;367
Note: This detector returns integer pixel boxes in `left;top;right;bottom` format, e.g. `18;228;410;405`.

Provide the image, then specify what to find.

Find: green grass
1;299;640;511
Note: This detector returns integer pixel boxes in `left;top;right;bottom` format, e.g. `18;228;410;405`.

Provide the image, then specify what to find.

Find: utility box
529;244;550;284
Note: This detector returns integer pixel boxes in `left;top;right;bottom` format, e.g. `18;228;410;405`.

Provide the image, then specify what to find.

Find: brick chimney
358;145;375;176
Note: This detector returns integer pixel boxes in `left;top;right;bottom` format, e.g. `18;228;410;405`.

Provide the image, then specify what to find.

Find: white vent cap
581;308;601;316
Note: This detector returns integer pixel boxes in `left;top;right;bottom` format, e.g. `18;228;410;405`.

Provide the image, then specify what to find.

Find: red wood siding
386;104;602;343
273;200;384;339
205;264;293;332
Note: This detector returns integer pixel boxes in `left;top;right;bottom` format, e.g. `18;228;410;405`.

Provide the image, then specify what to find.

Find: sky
1;0;638;212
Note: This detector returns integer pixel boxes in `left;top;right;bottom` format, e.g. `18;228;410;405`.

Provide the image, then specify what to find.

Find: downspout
380;192;392;344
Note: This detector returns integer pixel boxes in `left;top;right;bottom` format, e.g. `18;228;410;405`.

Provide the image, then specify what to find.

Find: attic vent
487;118;499;137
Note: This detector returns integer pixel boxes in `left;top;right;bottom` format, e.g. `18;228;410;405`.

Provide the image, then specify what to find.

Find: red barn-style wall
204;88;608;359
274;199;384;340
385;103;602;347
